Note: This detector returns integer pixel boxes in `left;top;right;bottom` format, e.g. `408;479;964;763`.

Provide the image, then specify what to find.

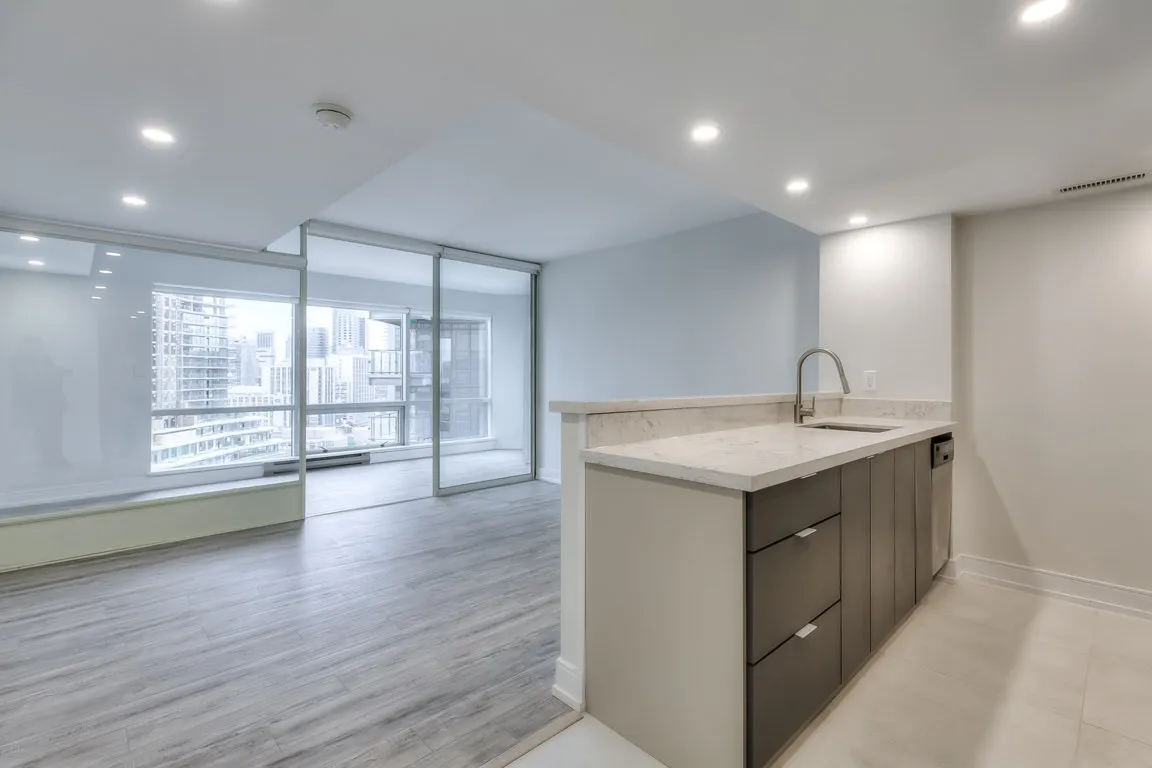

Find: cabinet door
747;516;841;664
747;603;842;768
915;440;934;602
840;459;871;681
894;445;917;624
869;451;895;649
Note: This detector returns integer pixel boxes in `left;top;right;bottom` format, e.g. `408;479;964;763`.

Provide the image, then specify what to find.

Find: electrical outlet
863;370;877;391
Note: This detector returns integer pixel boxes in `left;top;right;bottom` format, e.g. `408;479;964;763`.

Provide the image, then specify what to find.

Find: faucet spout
794;348;851;424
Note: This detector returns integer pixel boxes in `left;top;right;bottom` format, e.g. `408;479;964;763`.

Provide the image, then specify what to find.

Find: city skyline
151;292;491;470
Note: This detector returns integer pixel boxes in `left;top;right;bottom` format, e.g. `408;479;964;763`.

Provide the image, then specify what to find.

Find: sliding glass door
303;232;434;514
299;224;537;511
434;255;534;494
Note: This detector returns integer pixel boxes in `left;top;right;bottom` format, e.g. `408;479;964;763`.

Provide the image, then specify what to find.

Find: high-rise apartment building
150;293;289;469
230;340;261;386
307;364;337;405
331;354;370;404
333;309;367;352
264;364;294;397
152;293;231;410
306;327;331;359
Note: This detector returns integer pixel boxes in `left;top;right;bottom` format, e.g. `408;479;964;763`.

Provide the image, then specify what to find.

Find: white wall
955;185;1152;592
819;215;953;400
0;250;300;508
539;212;820;473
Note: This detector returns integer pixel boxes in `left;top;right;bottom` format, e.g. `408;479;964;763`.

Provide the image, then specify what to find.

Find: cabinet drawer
746;468;840;552
748;602;842;768
747;515;841;664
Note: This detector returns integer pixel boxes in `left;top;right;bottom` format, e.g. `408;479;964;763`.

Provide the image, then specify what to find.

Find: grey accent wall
538;212;820;473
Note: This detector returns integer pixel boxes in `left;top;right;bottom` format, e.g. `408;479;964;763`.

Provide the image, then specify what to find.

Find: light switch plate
863;370;877;391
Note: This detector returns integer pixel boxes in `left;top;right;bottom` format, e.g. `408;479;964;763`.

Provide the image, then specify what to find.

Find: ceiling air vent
1057;172;1147;195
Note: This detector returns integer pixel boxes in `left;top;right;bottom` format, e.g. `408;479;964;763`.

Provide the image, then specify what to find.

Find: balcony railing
368;350;402;376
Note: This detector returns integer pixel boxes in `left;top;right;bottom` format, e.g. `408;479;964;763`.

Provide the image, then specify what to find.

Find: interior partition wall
0;212;538;530
435;252;535;494
0;215;305;523
303;221;540;504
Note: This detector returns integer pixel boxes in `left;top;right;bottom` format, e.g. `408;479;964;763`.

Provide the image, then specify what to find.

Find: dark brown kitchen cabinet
747;603;842;768
894;445;917;624
869;451;896;649
747;516;841;664
914;440;934;602
743;438;939;768
746;468;840;552
839;458;871;682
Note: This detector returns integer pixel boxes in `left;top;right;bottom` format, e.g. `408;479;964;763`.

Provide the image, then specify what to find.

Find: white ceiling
304;238;531;295
313;102;756;261
2;0;1151;248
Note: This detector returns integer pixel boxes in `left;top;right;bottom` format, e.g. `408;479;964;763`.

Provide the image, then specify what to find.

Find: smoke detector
313;103;353;131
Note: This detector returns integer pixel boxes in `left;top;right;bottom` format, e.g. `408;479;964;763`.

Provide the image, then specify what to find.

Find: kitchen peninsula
581;415;955;768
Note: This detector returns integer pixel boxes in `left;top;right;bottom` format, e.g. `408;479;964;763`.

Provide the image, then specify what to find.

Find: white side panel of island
586;464;746;768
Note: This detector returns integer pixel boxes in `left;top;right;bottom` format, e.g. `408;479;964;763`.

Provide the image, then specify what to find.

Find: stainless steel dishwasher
931;434;955;575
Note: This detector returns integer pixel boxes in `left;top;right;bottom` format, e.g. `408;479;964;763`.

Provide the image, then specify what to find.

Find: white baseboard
538;467;562;485
953;553;1152;619
552;656;584;711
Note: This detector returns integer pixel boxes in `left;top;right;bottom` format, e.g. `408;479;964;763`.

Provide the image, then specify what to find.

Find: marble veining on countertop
581;416;956;492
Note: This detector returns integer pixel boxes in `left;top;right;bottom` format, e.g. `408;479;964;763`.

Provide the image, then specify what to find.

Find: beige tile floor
778;579;1152;768
508;716;666;768
520;580;1152;767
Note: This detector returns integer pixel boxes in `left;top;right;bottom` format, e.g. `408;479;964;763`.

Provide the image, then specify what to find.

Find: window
407;316;490;445
151;291;296;471
149;295;491;468
305;307;490;451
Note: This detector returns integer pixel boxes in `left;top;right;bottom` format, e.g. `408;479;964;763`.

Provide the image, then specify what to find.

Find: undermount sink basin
800;423;898;433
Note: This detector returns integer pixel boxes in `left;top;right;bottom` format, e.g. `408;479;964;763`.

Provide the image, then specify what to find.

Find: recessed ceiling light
106;251;121;257
1020;0;1069;24
99;269;113;274
27;259;45;266
786;178;810;195
91;295;102;300
137;310;147;314
849;214;869;226
94;285;107;290
141;126;176;145
20;234;40;242
130;315;139;319
690;122;721;144
122;194;148;207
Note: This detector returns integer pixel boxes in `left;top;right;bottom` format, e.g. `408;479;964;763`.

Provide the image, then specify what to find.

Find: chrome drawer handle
795;623;818;640
794;528;818;539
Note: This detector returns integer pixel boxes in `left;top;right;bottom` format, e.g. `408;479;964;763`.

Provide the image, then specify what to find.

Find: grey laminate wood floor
305;450;532;517
0;481;566;768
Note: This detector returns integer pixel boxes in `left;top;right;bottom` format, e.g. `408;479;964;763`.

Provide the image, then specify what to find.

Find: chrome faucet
795;348;851;423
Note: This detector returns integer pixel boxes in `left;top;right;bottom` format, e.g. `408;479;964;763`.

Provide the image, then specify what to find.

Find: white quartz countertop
549;391;844;415
581;416;956;492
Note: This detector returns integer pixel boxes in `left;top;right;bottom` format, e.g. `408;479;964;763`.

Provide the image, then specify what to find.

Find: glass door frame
299;221;541;501
432;248;539;497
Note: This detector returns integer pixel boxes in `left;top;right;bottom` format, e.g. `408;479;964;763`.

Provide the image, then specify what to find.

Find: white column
553;412;587;709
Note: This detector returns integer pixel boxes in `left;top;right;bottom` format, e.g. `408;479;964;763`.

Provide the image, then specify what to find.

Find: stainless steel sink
800;423;898;433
